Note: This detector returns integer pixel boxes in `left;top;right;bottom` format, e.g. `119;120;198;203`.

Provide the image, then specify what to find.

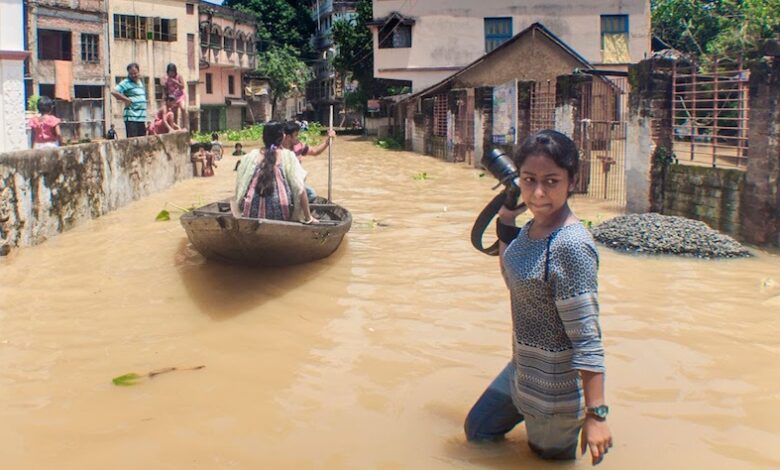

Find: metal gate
575;75;629;206
530;80;556;133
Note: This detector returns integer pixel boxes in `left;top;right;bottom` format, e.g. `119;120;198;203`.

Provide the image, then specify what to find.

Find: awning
226;98;247;107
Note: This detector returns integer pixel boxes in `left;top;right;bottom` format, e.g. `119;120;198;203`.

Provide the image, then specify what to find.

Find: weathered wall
0;131;191;252
660;165;744;236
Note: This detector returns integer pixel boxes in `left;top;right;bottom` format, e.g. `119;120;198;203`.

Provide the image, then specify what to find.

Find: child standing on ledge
28;96;62;149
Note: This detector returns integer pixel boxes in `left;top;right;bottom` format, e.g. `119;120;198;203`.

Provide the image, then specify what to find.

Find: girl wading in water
465;130;613;465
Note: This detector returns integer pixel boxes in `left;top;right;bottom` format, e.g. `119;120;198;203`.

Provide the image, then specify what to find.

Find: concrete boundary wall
0;131;192;253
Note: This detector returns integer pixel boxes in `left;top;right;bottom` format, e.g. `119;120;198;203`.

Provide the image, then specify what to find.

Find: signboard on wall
492;80;517;144
367;99;381;113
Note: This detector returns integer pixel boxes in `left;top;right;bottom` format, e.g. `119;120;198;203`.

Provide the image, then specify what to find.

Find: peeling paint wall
0;131;191;252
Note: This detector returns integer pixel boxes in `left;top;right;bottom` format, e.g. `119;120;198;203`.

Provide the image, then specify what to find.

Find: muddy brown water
1;138;779;469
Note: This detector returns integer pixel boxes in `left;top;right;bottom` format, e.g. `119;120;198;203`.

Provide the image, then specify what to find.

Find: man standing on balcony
111;63;148;138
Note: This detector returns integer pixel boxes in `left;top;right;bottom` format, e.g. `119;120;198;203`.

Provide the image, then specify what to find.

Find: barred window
81;33;99;63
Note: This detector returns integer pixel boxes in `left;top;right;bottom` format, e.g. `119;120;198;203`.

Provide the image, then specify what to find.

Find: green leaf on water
413;172;430;181
112;373;142;386
478;172;486;178
155;209;171;222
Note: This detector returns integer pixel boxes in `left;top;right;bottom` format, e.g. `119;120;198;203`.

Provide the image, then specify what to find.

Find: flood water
1;137;779;469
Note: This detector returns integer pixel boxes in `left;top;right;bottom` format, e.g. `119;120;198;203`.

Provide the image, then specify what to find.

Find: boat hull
180;200;352;266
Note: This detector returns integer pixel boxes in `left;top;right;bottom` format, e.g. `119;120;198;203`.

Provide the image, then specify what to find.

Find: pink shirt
28;114;61;143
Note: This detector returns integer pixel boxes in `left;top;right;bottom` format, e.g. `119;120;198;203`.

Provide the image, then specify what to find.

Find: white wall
0;0;28;152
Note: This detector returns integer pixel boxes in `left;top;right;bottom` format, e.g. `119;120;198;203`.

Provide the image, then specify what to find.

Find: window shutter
170;19;178;42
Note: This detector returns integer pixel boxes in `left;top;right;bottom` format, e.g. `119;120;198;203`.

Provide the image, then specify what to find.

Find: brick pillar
625;58;674;213
742;42;780;246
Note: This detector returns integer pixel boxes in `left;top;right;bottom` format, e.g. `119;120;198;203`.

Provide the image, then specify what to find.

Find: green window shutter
219;107;227;130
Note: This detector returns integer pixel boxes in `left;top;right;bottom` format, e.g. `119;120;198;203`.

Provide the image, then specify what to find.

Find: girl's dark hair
235;143;242;148
190;143;202;153
37;96;54;114
211;132;219;140
257;121;285;196
166;63;177;75
513;129;580;180
283;120;301;136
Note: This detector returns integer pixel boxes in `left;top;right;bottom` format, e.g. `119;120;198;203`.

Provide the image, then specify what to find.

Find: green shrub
375;136;403;150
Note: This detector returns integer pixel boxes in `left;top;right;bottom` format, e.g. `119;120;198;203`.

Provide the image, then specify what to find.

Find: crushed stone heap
592;213;751;258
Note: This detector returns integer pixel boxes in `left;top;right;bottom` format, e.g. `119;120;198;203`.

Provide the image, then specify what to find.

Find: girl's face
518;153;575;218
168;70;176;77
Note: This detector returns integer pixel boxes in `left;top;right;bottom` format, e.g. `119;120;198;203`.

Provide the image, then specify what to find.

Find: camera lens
482;149;517;183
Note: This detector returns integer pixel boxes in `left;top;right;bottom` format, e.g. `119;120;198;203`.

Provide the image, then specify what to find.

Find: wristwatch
586;405;609;421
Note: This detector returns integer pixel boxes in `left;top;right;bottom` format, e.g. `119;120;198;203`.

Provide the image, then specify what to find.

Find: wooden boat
180;198;352;266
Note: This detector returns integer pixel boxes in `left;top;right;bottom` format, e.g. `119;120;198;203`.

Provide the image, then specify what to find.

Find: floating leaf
112;373;142;386
413;172;430;181
155;209;171;222
478;172;486;178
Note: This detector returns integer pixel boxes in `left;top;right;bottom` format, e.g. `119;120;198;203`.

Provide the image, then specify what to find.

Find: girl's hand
581;417;613;465
497;203;527;226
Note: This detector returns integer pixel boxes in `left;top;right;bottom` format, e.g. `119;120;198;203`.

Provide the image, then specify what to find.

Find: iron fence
671;59;750;169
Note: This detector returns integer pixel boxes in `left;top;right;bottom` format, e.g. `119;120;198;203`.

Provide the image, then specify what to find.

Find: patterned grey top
502;221;605;418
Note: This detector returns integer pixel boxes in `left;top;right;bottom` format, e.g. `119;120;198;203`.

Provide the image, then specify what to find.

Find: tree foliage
331;0;374;83
652;0;780;63
223;0;316;56
256;45;311;113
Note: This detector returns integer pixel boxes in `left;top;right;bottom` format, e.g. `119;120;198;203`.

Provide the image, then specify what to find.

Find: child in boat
232;121;317;223
282;121;336;202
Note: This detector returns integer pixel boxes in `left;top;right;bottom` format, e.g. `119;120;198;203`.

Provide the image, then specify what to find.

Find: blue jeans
464;363;581;460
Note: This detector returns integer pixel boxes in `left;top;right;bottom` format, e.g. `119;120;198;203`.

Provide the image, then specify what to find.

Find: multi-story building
198;1;257;132
369;0;652;91
0;0;28;151
24;0;110;141
107;0;200;136
306;0;358;124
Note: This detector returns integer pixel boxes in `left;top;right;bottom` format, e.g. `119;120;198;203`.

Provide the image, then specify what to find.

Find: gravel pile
592;213;751;258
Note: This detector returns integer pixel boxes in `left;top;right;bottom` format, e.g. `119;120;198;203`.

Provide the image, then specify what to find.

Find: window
236;35;245;54
188;83;196;106
114;15;146;40
152;18;177;42
187;34;195;69
601;14;630;63
433;94;447;137
209;27;221;48
37;29;72;61
228;75;235;95
224;34;235;53
74;85;102;98
379;19;412;49
154;78;164;101
80;34;99;63
205;73;213;94
186;3;194;15
484;17;512;53
114;15;176;42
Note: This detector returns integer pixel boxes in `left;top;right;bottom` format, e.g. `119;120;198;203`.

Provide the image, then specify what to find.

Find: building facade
306;0;358;124
370;0;651;91
198;1;257;132
24;0;110;142
107;0;200;137
0;0;28;151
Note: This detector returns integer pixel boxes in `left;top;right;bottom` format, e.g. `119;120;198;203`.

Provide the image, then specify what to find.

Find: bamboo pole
328;105;333;202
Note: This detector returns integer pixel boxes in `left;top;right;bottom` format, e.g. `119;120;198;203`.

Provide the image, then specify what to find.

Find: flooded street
1;137;779;469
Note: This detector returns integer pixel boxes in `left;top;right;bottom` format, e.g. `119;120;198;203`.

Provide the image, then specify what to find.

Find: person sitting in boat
232;121;318;224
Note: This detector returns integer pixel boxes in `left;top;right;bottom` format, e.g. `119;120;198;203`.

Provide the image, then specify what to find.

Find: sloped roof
404;22;593;101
